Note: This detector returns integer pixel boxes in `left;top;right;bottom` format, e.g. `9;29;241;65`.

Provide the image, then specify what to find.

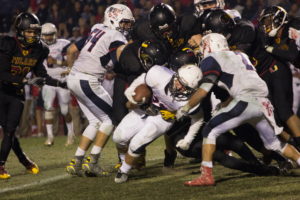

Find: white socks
46;124;53;138
90;145;102;155
75;147;85;157
120;161;132;174
202;161;213;168
66;121;74;137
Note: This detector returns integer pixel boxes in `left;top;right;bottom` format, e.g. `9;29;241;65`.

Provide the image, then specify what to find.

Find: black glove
58;81;68;89
26;77;46;86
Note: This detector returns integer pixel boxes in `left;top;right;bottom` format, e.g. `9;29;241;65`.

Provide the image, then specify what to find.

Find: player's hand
124;89;138;104
176;139;191;150
176;104;190;120
47;56;56;65
26;77;46;86
289;27;300;40
160;110;175;122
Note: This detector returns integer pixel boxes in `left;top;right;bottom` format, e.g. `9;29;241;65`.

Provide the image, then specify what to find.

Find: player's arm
176;110;204;150
33;48;66;88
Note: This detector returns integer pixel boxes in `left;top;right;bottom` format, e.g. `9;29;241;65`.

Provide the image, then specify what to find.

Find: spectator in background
68;26;82;43
242;0;258;20
95;5;105;23
36;2;49;24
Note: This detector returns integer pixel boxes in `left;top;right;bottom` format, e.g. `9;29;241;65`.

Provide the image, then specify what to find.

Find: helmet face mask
41;23;57;45
259;6;288;37
169;64;202;101
194;0;225;17
15;12;41;47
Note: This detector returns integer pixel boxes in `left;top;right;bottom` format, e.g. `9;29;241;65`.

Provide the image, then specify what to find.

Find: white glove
176;139;192;150
124;88;138;104
289;27;300;40
26;77;46;86
176;104;191;120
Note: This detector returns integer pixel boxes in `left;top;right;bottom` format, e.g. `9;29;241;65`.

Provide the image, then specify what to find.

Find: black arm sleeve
74;36;88;51
271;39;298;62
109;40;125;65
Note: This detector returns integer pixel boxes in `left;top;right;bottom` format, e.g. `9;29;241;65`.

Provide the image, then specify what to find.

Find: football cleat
114;170;128;183
25;162;40;174
184;166;215;186
66;158;84;176
44;137;54;146
82;156;109;177
0;165;11;179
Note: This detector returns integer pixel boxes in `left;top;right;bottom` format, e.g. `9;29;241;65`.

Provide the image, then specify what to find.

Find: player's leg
42;85;56;146
113;109;145;166
115;116;173;183
57;87;75;146
184;100;253;186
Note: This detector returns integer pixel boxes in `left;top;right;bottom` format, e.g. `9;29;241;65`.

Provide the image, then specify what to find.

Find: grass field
1;136;300;200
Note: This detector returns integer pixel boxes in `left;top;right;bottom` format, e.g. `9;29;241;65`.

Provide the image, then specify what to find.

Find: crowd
1;0;300;38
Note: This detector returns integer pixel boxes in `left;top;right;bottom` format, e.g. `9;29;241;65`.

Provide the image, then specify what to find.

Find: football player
41;23;75;147
113;64;203;183
176;33;300;186
65;4;134;177
0;13;66;179
253;6;300;149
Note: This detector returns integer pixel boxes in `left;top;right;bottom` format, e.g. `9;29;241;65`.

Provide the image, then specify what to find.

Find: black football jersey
0;36;58;99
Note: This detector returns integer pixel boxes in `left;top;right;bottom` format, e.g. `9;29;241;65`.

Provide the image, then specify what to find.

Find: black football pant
112;76;128;126
0;91;31;166
168;120;276;175
259;60;293;126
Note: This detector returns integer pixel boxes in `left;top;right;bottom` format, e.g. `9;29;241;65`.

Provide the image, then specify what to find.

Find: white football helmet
200;33;229;58
103;4;134;36
194;0;225;17
41;23;57;45
170;64;202;101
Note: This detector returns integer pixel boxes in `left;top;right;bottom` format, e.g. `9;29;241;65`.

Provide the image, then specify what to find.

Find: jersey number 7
85;28;106;52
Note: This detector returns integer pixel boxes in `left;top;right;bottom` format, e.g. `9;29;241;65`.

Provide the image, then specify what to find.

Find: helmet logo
22;50;29;56
108;7;122;20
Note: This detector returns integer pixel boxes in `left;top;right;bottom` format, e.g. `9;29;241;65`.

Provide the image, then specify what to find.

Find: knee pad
265;139;286;154
112;128;127;145
45;111;54;120
99;122;114;136
82;123;99;141
60;103;69;116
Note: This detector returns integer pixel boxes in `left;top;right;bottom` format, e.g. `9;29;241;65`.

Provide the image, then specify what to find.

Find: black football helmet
138;40;168;71
14;12;41;47
259;6;288;37
169;48;198;71
149;3;178;41
201;9;235;39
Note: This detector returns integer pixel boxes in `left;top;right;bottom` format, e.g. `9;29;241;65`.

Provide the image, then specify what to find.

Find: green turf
1;136;300;200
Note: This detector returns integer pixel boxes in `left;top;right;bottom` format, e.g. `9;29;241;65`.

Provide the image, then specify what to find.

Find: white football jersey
72;24;127;77
201;51;268;99
43;39;70;81
145;65;187;112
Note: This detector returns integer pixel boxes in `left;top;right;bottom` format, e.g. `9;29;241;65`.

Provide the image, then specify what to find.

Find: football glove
176;138;192;150
160;110;176;122
176;104;191;120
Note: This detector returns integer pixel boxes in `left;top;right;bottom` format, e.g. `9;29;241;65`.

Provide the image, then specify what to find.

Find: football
133;84;152;104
